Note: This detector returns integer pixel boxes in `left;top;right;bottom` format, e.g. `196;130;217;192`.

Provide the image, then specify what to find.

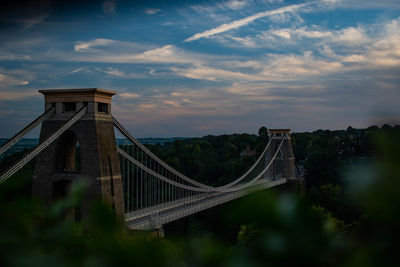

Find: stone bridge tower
265;129;296;180
32;88;124;219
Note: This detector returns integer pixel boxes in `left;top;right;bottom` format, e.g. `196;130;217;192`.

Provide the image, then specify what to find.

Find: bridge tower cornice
268;129;291;140
266;129;295;180
39;88;116;103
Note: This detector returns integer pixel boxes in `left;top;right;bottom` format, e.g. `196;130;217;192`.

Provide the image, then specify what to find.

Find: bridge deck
126;178;286;230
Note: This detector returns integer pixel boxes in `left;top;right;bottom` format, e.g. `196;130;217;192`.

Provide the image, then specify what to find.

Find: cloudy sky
1;0;400;137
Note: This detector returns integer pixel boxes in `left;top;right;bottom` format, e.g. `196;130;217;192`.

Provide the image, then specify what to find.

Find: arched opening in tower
55;130;81;173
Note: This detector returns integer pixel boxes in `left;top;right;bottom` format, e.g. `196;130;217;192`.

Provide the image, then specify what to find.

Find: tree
258;126;269;142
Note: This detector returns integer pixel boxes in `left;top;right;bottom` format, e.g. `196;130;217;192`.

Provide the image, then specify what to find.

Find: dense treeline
292;124;400;223
145;133;265;187
145;124;400;236
0;124;399;266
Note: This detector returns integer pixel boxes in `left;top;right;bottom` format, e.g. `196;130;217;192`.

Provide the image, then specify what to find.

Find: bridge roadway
126;178;286;230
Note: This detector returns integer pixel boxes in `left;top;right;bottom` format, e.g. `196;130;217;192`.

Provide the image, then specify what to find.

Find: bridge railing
117;144;208;214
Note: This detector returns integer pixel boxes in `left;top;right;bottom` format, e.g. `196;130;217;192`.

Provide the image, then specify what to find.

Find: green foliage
0;179;181;267
1;125;400;266
0;128;400;266
258;126;269;142
225;191;347;266
146;133;260;186
292;125;400;223
309;184;354;221
0;148;35;197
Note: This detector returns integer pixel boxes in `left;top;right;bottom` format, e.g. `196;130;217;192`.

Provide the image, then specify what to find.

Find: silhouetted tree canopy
258;126;269;142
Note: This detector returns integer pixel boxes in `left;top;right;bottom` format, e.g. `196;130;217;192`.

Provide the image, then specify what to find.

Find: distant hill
117;137;190;145
0;138;39;160
0;137;190;161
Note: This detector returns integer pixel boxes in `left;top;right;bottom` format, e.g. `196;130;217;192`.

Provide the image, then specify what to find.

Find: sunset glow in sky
1;0;400;137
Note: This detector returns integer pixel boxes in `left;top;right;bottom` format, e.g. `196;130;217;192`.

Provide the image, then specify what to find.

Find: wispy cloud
171;17;400;88
9;14;49;30
114;87;244;126
102;0;117;16
74;38;118;52
67;66;142;79
96;67;142;78
0;91;37;101
101;67;125;77
171;64;260;81
216;30;366;52
90;44;198;64
171;51;344;83
119;92;140;98
0;73;29;86
225;0;249;10
68;67;90;75
71;41;205;65
345;0;400;9
69;17;400;85
144;8;161;15
112;81;339;136
185;0;340;42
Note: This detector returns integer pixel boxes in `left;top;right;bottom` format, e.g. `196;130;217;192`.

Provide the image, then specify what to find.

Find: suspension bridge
0;89;300;232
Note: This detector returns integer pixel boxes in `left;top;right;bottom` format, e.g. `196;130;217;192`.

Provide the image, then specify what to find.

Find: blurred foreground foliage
1;127;400;266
